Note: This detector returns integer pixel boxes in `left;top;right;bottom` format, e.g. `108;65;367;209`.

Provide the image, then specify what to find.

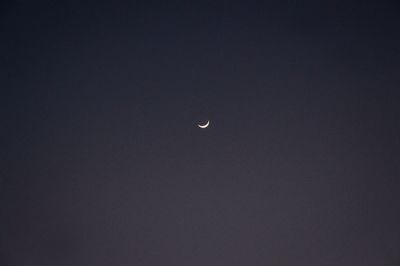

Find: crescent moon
198;120;210;128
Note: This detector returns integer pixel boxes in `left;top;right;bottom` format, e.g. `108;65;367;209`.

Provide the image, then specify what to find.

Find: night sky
2;1;400;265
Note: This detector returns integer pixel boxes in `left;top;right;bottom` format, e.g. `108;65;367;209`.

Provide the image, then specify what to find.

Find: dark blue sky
2;1;400;265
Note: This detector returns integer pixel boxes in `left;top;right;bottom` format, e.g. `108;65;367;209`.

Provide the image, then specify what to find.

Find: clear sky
2;1;400;265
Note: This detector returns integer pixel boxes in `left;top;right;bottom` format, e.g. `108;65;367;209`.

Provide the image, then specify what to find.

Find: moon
198;120;210;128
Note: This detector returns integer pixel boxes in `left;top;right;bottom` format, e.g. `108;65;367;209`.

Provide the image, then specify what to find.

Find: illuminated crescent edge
198;120;210;128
